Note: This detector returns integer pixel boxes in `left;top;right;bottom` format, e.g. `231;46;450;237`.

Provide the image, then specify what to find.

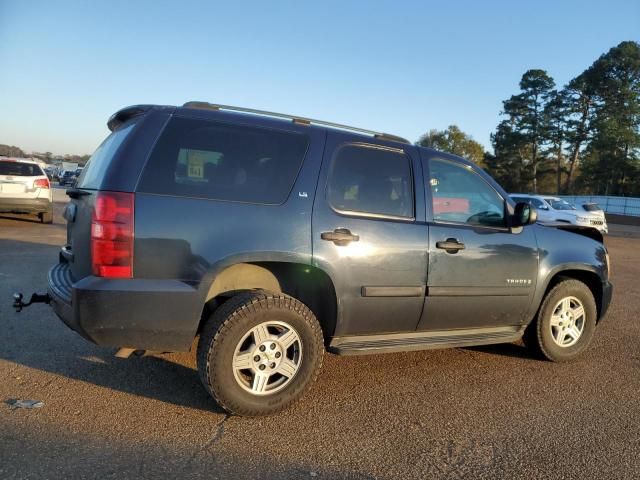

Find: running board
328;326;525;356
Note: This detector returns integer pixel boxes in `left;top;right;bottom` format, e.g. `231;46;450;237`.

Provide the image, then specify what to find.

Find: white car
0;158;54;223
510;194;608;234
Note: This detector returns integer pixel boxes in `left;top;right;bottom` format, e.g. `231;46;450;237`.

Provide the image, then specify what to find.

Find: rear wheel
523;279;597;362
197;290;324;416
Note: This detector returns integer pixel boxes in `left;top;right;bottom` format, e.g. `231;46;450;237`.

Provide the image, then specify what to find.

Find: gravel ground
1;191;639;479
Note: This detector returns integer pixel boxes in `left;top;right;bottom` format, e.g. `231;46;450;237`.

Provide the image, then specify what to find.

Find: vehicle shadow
0;213;43;224
3;334;227;414
56;350;223;413
0;237;224;413
464;342;537;360
2;421;373;480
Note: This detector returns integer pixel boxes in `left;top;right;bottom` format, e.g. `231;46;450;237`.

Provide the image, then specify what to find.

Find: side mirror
512;202;537;227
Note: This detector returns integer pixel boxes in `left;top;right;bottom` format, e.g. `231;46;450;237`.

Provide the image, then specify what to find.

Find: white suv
0;158;54;223
510;194;608;234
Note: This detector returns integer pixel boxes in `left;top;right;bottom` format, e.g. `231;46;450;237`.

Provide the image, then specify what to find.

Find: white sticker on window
187;151;205;179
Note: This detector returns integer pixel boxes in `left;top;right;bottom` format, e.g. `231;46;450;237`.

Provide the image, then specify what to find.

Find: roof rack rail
182;101;410;144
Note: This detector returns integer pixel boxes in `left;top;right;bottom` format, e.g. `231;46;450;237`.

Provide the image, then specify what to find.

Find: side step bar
329;325;525;356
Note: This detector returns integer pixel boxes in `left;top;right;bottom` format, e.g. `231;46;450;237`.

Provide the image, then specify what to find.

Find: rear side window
327;144;414;219
0;161;43;176
76;123;135;189
137;117;309;204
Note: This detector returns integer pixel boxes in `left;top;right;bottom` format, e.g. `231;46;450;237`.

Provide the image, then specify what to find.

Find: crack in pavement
181;414;232;473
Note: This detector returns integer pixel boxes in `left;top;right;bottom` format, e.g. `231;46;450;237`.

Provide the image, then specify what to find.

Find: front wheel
197;290;324;416
523;279;597;362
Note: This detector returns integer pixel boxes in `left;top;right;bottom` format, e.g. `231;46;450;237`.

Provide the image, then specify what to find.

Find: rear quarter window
0;161;44;176
137;117;309;204
76;123;136;189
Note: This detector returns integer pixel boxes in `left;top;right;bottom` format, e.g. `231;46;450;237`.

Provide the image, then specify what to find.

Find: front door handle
436;238;465;253
321;228;360;246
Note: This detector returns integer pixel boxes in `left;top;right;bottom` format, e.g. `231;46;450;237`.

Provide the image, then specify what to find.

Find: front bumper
599;280;613;322
0;197;52;214
591;223;608;234
47;262;202;352
575;218;608;234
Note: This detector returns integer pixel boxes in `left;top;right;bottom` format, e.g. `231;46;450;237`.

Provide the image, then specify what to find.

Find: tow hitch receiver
13;292;50;312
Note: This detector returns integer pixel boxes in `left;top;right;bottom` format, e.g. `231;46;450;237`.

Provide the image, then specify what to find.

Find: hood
552;208;579;217
581;207;606;218
554;209;603;219
538;222;604;243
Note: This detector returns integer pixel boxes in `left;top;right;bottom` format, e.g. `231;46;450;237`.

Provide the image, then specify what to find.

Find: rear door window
137;117;309;204
76;123;136;189
327;144;414;219
0;161;44;176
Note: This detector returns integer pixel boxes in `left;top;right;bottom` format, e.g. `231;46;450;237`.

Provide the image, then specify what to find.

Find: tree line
0;144;90;165
419;41;640;196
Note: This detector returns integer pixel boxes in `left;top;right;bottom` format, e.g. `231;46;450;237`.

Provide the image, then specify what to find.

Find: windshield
512;196;547;209
582;203;602;212
546;198;575;210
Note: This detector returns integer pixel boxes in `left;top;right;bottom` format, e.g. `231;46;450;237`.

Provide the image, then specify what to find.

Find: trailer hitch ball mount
13;292;51;313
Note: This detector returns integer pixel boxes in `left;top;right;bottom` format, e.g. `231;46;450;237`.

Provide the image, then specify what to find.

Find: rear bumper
0;197;52;214
47;262;202;351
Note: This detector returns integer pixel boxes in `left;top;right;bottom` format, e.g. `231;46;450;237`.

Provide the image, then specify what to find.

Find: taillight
34;178;50;189
91;191;134;278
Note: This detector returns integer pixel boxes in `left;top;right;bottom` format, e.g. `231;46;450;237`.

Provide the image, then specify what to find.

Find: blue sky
1;0;638;155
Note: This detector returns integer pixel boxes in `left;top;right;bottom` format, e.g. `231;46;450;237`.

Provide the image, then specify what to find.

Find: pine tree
579;41;640;195
562;72;597;193
542;90;569;193
493;70;556;193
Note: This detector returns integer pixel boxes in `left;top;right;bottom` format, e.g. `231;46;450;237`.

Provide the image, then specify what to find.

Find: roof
181;102;410;144
108;102;411;145
0;156;39;164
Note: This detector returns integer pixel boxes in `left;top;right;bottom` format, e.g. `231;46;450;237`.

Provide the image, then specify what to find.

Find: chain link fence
559;195;640;217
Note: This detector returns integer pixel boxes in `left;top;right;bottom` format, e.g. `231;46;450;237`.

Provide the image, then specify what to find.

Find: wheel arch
540;268;604;322
199;261;338;343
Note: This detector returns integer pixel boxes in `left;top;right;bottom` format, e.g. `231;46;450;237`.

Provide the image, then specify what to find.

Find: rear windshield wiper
66;187;91;199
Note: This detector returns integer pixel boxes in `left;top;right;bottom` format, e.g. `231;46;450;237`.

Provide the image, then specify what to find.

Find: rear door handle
321;228;359;246
436;238;465;253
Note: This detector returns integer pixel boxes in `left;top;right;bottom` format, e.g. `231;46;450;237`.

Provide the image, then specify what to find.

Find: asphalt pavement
1;191;639;479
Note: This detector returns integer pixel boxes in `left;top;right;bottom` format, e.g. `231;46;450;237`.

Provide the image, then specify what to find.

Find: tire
41;209;53;224
523;279;597;362
197;290;324;416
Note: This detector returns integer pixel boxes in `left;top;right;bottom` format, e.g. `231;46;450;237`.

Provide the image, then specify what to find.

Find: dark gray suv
20;102;613;416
